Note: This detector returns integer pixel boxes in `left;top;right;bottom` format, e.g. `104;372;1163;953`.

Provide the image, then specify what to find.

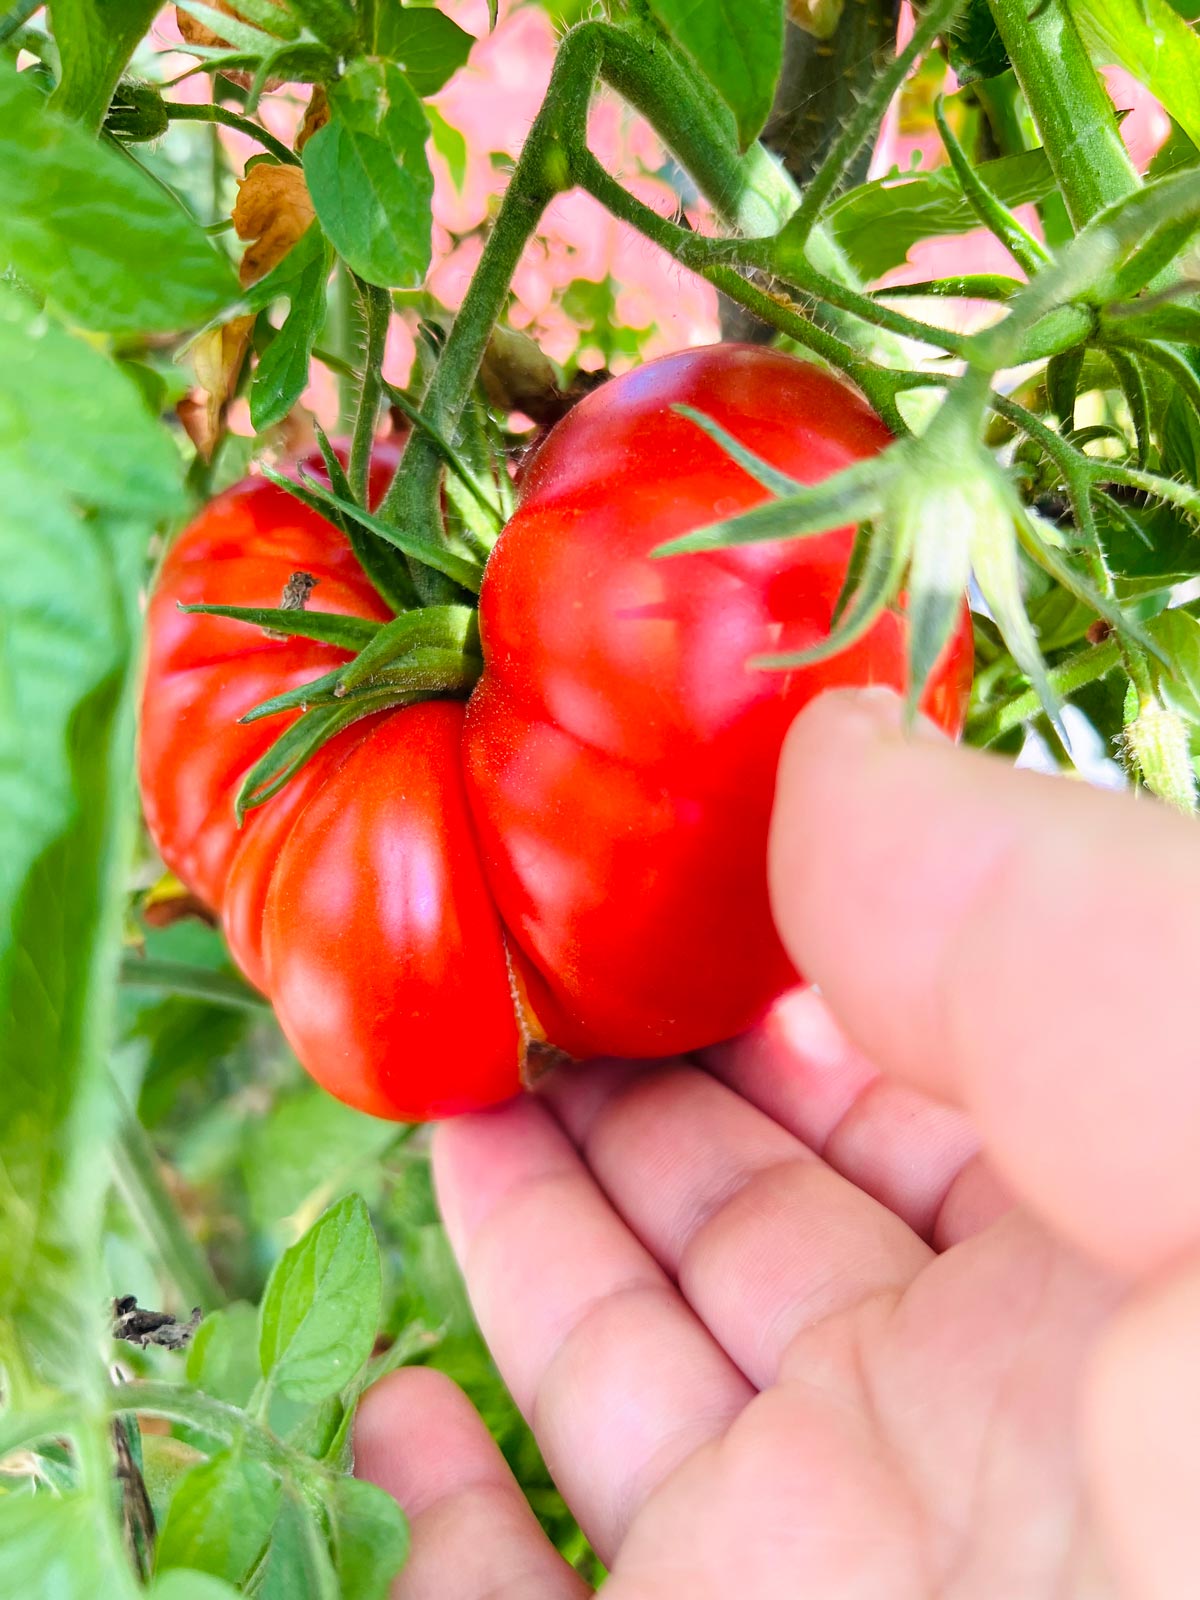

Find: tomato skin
138;348;973;1119
464;345;972;1055
260;702;523;1120
139;459;393;912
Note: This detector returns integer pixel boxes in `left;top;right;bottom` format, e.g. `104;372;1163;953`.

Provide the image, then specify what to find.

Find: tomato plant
6;0;1200;1590
140;344;972;1117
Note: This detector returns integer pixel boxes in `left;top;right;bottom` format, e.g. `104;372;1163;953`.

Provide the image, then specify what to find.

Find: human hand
356;687;1200;1599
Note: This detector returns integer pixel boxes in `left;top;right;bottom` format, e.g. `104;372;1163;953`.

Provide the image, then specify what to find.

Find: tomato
139;346;972;1120
463;344;972;1057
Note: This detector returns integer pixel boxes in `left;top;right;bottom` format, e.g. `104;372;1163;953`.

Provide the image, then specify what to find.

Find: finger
704;988;986;1243
540;1057;930;1389
354;1367;588;1600
432;1098;753;1561
1086;1249;1200;1600
770;687;1200;1276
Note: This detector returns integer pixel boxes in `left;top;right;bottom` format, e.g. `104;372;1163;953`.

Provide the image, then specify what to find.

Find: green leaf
186;1302;263;1406
243;1087;401;1236
1150;609;1200;737
0;1492;135;1598
287;0;356;49
426;105;467;191
250;224;334;432
255;1490;339;1600
0;286;183;1391
175;0;281;52
155;1449;283;1584
646;0;784;150
826;147;1056;281
149;1573;244;1600
374;0;474;95
1073;0;1200;149
48;0;158;130
0;59;237;333
329;1477;410;1600
258;1193;383;1402
304;59;433;289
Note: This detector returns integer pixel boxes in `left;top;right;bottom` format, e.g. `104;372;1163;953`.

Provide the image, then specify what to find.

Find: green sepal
1045;347;1086;428
178;603;382;652
752;517;910;672
238;666;344;724
235;693;402;820
262;465;482;595
672;404;804;498
337;605;479;694
653;455;889;557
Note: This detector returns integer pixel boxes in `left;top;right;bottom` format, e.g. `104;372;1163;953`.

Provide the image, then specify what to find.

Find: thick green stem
113;1103;225;1314
377;25;600;539
350;279;390;505
596;19;794;234
165;101;299;166
985;0;1137;228
568;146;929;429
782;0;968;249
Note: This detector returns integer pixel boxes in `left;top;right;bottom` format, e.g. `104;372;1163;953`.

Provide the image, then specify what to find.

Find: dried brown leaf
233;161;315;286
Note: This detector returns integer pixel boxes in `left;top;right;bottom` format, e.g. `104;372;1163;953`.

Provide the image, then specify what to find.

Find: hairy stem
985;0;1137;228
165;101;299;166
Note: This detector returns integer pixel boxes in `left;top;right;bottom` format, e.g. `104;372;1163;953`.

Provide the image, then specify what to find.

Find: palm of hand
357;990;1117;1600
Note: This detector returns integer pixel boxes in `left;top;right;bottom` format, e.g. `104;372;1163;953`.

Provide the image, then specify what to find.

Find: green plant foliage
303;59;434;289
1072;0;1200;148
826;146;1056;280
373;0;475;95
646;0;785;150
0;60;237;332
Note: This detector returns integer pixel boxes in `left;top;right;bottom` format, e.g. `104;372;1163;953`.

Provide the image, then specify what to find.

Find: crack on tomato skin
501;932;574;1088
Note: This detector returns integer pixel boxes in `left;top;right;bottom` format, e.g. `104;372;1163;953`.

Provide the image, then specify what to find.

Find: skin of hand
354;686;1200;1600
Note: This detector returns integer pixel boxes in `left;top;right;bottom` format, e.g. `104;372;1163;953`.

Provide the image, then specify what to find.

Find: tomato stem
985;0;1138;230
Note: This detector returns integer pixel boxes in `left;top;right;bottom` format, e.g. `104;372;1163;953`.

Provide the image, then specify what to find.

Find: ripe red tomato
463;345;971;1057
139;346;972;1119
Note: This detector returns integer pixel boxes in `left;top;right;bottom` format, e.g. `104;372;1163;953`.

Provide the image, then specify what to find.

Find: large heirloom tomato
139;345;973;1119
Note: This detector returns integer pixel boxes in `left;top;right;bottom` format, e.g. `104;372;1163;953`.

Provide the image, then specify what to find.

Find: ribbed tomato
138;346;973;1119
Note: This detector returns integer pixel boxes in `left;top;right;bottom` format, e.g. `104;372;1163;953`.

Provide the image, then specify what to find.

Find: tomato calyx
229;603;483;821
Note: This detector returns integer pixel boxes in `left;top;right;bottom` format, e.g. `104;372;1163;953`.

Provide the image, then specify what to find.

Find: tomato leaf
0;1493;136;1600
155;1449;283;1584
0;286;183;1396
47;0;159;130
186;1303;263;1406
0;59;237;332
255;1490;339;1600
148;1573;245;1600
373;0;475;95
250;224;334;432
303;59;434;289
328;1477;410;1600
645;0;784;151
287;0;357;49
258;1194;383;1402
1072;0;1200;149
826;147;1056;281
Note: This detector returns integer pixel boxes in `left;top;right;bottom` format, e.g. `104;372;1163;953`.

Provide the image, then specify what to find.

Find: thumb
768;686;1200;1278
